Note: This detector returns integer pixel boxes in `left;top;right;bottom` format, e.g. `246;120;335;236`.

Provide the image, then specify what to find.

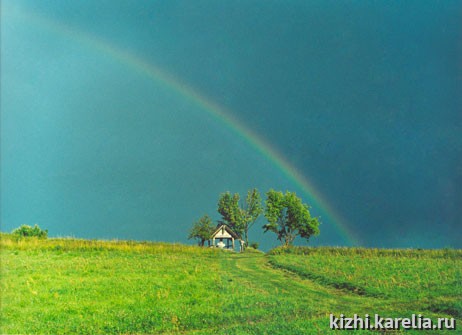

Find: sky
1;0;461;250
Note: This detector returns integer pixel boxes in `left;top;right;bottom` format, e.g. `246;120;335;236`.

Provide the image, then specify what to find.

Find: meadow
268;247;461;319
1;234;460;334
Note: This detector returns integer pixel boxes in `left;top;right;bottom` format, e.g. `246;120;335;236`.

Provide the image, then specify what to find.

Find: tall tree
188;214;215;246
217;192;243;236
240;188;263;245
263;190;320;246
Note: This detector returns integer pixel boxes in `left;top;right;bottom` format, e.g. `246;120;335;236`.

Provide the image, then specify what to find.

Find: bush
12;224;48;239
249;241;259;250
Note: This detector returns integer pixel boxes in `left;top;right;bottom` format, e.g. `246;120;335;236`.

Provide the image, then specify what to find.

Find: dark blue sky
2;0;461;249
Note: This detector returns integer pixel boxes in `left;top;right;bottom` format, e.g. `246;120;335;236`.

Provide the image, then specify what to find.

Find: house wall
213;230;232;239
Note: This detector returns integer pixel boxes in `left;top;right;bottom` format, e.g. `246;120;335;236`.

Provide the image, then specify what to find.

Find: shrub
12;224;48;239
249;241;259;250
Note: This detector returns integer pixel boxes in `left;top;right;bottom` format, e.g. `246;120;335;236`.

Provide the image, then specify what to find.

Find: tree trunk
284;234;295;247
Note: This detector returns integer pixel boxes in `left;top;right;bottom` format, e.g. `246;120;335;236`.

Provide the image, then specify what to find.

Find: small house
210;224;242;251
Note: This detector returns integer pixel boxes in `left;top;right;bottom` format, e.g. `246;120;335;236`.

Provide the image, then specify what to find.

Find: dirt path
194;252;424;334
223;253;389;318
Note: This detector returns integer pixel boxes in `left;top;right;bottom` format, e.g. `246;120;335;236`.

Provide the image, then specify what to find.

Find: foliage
240;188;263;244
217;192;243;236
249;241;259;249
188;214;215;246
11;224;48;239
263;190;320;246
217;189;263;244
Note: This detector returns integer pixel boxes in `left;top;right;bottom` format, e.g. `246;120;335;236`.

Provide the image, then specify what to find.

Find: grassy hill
1;234;460;334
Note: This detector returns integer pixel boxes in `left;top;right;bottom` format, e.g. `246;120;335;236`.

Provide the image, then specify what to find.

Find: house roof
210;224;240;240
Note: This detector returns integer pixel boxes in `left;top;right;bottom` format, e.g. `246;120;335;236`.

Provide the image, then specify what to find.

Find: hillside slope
1;236;460;334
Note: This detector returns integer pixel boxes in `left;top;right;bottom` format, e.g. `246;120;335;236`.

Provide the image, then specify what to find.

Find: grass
268;246;462;318
1;234;460;334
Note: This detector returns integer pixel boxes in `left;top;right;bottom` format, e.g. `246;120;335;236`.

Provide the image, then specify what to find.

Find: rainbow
7;7;360;245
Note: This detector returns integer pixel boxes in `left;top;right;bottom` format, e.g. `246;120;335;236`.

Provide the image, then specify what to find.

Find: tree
240;188;263;245
188;215;215;246
217;192;244;236
263;190;320;246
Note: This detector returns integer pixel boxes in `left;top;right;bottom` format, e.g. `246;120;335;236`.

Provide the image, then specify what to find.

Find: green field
1;235;460;334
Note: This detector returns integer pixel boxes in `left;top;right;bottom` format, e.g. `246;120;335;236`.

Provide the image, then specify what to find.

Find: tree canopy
217;189;263;244
240;188;263;244
263;190;320;246
217;192;243;236
188;214;215;246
